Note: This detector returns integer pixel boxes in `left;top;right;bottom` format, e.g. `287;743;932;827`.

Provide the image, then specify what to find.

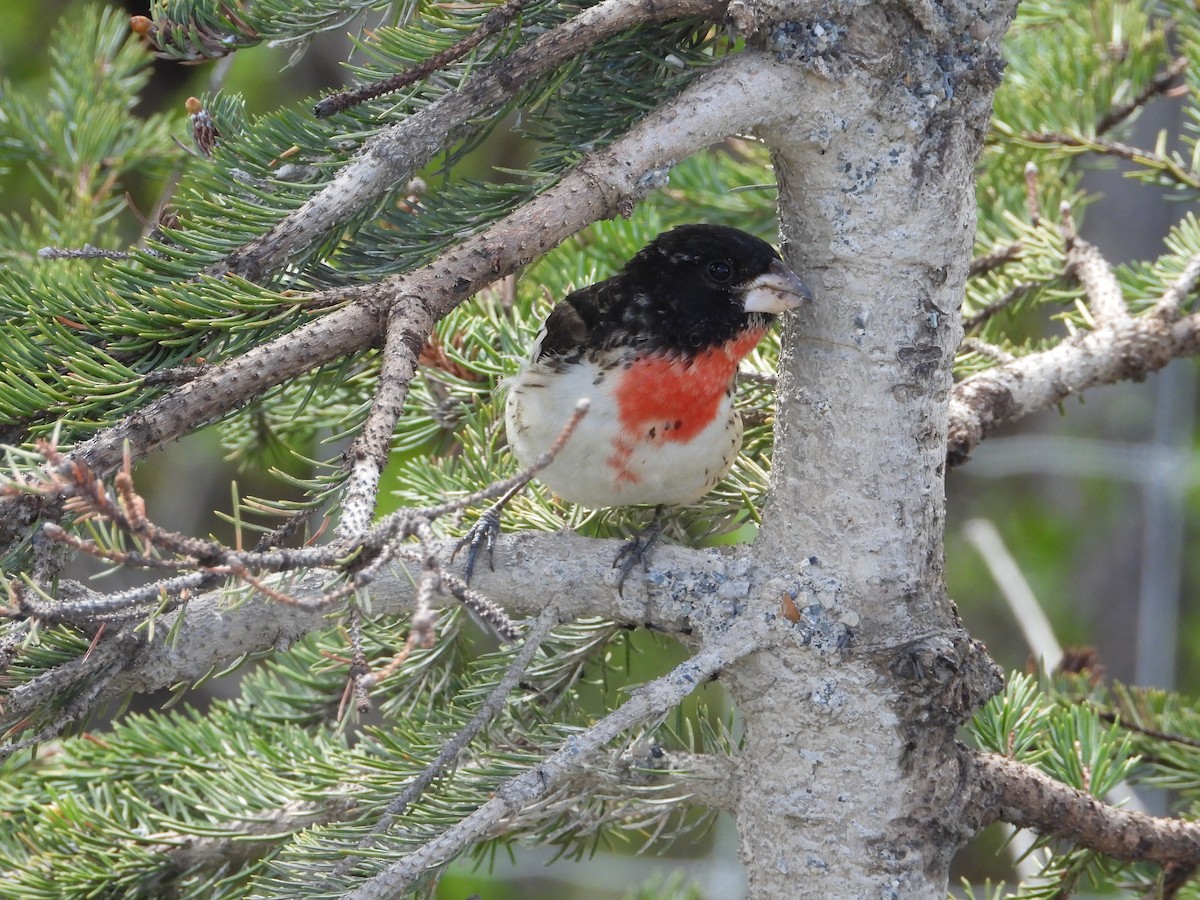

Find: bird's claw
453;507;502;583
612;518;663;595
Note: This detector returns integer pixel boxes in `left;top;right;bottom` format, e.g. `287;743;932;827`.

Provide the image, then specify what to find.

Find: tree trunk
728;2;1017;893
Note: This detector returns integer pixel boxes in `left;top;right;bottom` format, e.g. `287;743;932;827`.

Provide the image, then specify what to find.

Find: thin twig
36;245;132;261
314;0;533;118
1096;710;1200;751
440;570;523;639
958;337;1015;365
338;301;434;543
1023;131;1200;191
334;606;559;878
1097;56;1189;137
1155;251;1200;321
140;364;209;385
969;241;1023;278
342;623;757;899
963;279;1047;332
11;573;209;624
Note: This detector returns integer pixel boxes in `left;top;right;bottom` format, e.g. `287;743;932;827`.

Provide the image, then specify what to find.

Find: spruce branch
338;606;560;876
968;241;1023;277
1;403;604;741
962;279;1053;333
212;0;729;282
1023;131;1200;191
0;628;135;760
13;402;591;622
1095;55;1189;137
1060;207;1130;326
495;744;734;853
974;750;1200;869
1154;250;1200;320
154;796;361;875
13;572;214;625
1096;711;1200;751
338;302;434;543
948;257;1200;465
313;0;534;118
342;622;757;898
0;51;795;553
586;745;737;812
4;534;730;722
958;337;1015;366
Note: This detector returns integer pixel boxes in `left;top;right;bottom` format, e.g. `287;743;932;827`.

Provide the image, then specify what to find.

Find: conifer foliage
5;0;1200;896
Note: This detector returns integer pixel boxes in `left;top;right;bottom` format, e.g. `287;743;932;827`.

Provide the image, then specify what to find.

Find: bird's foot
452;505;503;583
612;514;664;594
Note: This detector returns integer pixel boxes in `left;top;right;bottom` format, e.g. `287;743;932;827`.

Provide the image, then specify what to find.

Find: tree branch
338;302;431;542
1095;56;1189;137
1155;252;1200;320
968;241;1023;278
948;272;1200;466
973;750;1200;867
962;278;1051;333
156;796;361;874
1022;131;1200;191
6;534;739;716
213;0;728;282
343;622;758;898
353;606;561;862
1063;229;1130;326
161;748;732;882
312;0;534;118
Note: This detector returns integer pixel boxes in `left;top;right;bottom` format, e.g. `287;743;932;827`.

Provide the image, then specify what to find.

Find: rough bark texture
727;0;1016;894
972;752;1200;865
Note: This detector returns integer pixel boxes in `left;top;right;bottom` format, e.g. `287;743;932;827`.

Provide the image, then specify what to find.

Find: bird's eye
707;260;734;283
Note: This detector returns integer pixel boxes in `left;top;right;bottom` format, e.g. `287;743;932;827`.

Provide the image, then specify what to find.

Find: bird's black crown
560;224;787;359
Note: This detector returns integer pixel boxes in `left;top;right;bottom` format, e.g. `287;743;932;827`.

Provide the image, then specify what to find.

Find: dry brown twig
14;401;589;627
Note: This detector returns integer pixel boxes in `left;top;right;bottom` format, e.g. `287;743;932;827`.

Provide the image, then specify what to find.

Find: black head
610;224;810;353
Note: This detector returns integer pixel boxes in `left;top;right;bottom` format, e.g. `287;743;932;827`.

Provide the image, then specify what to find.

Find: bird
459;223;812;586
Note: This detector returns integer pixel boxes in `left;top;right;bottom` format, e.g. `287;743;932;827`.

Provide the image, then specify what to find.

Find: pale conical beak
742;258;814;314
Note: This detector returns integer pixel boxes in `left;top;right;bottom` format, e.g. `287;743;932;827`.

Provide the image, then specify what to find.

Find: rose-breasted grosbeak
461;223;812;583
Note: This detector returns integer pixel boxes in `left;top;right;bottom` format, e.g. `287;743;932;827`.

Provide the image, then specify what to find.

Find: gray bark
731;1;1016;894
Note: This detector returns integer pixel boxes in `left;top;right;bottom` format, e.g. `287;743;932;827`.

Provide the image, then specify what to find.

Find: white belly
505;357;743;509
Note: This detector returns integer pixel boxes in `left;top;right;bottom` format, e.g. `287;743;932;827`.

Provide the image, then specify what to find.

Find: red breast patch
614;327;766;444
